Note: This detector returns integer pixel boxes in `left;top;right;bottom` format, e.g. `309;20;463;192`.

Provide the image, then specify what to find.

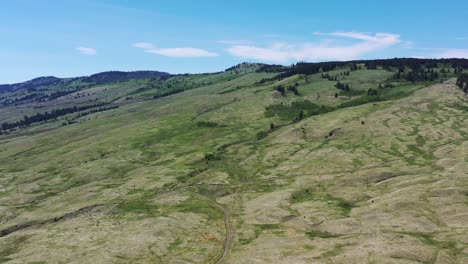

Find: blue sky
1;0;468;83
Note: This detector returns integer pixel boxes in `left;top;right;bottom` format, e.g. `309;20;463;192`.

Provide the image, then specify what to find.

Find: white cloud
315;31;399;43
133;42;218;57
76;47;97;55
436;49;468;58
227;32;401;63
133;42;154;49
217;40;252;45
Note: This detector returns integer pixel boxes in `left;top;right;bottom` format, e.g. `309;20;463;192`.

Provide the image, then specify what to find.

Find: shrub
196;121;218;127
256;131;268;140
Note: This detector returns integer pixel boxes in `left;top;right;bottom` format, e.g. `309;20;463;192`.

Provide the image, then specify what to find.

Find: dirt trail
213;201;232;264
161;179;236;261
160;183;234;264
188;190;232;264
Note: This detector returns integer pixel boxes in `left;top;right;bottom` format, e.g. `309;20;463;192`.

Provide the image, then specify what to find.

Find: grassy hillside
0;60;467;263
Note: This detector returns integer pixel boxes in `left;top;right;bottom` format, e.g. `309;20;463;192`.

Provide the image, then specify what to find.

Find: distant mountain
0;76;62;92
81;70;170;85
0;70;170;92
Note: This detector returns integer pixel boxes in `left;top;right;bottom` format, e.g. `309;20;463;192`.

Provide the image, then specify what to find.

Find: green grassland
0;62;467;263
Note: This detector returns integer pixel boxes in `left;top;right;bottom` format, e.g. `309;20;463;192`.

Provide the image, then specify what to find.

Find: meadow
0;60;467;263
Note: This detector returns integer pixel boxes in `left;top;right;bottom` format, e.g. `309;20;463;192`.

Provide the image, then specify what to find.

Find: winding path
190;191;232;264
160;179;234;263
213;201;232;264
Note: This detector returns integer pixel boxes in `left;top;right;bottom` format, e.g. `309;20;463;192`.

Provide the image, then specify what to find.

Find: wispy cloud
133;42;218;57
401;41;414;49
262;34;281;38
76;47;97;55
217;40;252;45
314;31;399;43
226;32;401;63
455;37;468;40
435;49;468;58
133;42;154;49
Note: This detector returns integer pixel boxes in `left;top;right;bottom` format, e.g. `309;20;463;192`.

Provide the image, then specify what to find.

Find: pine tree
298;110;304;120
276;86;286;96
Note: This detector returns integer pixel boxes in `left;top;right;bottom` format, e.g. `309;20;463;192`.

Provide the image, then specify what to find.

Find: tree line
335;82;350;91
152;88;185;99
0;103;116;131
392;68;441;82
456;73;468;94
321;71;350;81
266;58;468;80
275;83;299;96
2;88;83;106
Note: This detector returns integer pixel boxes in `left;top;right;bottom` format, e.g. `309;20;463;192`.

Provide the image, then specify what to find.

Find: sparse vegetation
1;58;467;263
306;230;338;240
196;121;220;127
265;100;333;120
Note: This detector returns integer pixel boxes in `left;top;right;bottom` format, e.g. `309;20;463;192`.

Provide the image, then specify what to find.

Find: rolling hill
0;59;467;263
